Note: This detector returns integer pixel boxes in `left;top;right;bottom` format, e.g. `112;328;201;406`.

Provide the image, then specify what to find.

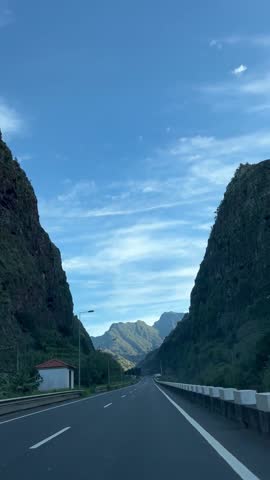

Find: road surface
0;378;269;479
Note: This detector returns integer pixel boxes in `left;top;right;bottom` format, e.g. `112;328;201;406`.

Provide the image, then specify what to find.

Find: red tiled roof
35;359;75;370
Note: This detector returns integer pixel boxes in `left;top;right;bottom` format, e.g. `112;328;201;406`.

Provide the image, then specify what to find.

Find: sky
2;1;270;335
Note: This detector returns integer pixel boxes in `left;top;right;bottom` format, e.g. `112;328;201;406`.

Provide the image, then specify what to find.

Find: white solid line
0;384;135;426
30;427;70;449
155;384;260;480
104;403;112;408
121;395;126;398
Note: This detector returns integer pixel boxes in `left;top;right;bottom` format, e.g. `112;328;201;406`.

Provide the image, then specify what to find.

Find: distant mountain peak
153;312;185;339
92;313;185;369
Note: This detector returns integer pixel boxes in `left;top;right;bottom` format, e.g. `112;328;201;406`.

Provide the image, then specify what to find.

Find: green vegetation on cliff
0;134;120;391
141;161;270;391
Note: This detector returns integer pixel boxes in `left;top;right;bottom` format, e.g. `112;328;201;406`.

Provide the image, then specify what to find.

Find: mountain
92;313;184;367
0;134;119;387
153;312;185;338
141;161;270;391
92;321;162;366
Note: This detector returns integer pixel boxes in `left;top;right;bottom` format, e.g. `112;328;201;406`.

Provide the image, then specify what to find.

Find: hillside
141;161;270;391
92;312;184;367
0;134;119;387
92;321;162;366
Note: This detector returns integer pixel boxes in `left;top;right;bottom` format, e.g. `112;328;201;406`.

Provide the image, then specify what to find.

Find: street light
78;310;95;389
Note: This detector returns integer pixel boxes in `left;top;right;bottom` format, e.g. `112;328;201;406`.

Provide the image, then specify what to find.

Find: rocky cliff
0;134;93;356
0;135;124;390
0;135;99;371
142;161;270;390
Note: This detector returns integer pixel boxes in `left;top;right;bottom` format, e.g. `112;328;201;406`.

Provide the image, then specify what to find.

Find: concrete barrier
209;387;220;398
202;386;210;395
220;388;236;401
234;390;256;405
256;393;270;412
0;390;83;417
155;379;270;436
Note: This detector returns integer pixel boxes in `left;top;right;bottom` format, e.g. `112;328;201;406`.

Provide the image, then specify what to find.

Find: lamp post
78;310;94;389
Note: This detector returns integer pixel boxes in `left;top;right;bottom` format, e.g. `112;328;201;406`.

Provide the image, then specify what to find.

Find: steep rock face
0;136;87;348
142;161;270;389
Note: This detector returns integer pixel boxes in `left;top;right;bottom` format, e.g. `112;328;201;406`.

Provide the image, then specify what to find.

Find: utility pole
78;319;81;388
16;344;20;373
107;358;111;387
160;360;163;376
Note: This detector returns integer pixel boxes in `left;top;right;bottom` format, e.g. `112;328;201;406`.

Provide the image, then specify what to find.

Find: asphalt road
0;378;269;479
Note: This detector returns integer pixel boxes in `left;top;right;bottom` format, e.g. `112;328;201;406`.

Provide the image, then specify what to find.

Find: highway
0;378;269;479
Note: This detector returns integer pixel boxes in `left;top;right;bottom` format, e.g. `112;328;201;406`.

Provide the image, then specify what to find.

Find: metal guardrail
0;390;83;417
0;390;83;405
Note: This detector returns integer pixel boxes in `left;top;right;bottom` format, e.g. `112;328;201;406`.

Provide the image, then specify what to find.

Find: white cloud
209;39;222;49
171;131;270;161
63;234;206;274
232;64;247;76
0;100;23;136
41;127;270;329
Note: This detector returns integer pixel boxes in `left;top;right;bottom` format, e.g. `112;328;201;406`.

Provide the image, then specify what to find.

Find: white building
36;359;75;392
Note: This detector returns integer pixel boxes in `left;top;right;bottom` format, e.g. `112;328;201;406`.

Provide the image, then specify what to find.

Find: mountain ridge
92;312;184;367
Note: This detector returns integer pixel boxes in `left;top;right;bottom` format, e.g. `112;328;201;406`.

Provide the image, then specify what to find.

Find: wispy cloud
209;34;270;49
63;234;207;273
0;99;23;136
169;131;270;164
232;64;247;76
40;199;188;219
17;154;32;163
224;34;270;47
57;181;96;202
201;69;270;115
0;8;13;28
247;103;270;113
40;126;270;331
209;39;222;50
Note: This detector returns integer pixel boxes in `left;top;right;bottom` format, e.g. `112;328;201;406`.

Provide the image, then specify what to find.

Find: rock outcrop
0;135;91;351
142;161;270;390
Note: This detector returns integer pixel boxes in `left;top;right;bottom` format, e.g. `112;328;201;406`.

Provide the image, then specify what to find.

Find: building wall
38;368;73;391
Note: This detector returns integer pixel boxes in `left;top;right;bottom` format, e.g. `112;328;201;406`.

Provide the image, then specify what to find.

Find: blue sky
2;0;270;335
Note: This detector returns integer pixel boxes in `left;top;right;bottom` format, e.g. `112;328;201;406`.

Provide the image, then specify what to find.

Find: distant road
0;378;269;479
